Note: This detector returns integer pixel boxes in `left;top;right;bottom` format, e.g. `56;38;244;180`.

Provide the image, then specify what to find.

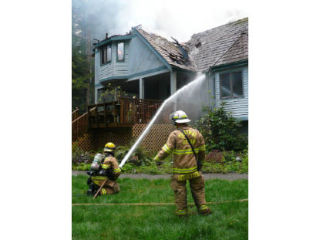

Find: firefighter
154;110;212;216
87;142;121;196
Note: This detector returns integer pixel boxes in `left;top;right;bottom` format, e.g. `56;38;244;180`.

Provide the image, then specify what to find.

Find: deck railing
87;97;162;127
72;112;88;142
72;108;79;121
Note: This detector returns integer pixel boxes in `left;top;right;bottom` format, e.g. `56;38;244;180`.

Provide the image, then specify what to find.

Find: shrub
115;144;152;166
194;103;247;152
98;84;133;103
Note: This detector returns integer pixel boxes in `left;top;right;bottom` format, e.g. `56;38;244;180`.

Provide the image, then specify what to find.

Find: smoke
73;0;248;42
154;74;209;124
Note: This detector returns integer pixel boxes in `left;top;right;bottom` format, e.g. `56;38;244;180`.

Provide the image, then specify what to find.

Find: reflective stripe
200;205;209;210
199;144;206;151
173;166;197;174
175;209;187;216
173;148;200;155
101;188;107;195
154;155;160;161
162;144;172;154
101;164;110;169
91;176;107;181
113;168;121;173
177;171;200;181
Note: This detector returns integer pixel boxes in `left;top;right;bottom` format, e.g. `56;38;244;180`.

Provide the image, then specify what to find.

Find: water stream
119;74;206;168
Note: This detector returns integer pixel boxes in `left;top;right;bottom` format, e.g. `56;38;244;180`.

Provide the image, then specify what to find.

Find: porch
87;97;162;128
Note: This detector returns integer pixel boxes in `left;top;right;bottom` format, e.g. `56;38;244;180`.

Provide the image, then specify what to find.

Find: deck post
170;71;177;95
139;78;144;99
170;71;177;111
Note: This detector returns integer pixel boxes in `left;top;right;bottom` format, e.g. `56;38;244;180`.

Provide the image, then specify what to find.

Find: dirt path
72;171;248;180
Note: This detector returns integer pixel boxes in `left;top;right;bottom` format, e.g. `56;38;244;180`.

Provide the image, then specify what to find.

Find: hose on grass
72;198;248;206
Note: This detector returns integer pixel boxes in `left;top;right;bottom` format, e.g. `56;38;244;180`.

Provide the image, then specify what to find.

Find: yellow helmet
104;142;116;153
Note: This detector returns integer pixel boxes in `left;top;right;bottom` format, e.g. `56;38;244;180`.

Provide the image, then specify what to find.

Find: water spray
119;74;205;168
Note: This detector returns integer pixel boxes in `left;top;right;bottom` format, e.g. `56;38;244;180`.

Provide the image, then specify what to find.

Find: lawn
72;175;248;240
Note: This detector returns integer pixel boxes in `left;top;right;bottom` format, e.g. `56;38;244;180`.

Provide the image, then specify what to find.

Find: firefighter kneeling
87;142;121;196
154;110;212;216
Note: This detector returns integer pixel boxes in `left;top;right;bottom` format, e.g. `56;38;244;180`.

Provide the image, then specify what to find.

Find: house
72;18;248;151
93;18;248;124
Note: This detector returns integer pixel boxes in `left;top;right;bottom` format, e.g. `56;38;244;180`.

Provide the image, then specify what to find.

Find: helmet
104;142;116;153
171;110;191;124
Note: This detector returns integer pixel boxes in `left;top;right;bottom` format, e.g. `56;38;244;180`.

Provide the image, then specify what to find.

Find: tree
72;47;91;113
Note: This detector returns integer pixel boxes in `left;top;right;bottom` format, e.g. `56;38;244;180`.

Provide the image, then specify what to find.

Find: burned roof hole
195;40;202;48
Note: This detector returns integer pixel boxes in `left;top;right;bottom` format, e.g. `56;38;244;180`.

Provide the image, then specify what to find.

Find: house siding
214;66;248;120
97;41;130;81
128;36;166;77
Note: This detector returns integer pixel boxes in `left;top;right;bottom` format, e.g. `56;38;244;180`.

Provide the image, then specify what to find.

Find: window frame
116;41;125;62
219;68;244;99
100;44;112;65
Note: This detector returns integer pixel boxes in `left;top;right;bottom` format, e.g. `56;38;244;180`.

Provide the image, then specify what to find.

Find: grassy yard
72;175;248;240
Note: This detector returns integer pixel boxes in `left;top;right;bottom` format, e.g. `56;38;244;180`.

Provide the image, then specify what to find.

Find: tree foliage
72;47;91;113
194;104;248;152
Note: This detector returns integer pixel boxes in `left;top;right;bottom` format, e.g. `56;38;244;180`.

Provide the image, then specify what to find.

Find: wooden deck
87;97;162;129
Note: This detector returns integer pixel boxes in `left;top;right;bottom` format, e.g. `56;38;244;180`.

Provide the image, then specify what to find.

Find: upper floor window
117;42;124;61
101;45;112;64
220;71;243;99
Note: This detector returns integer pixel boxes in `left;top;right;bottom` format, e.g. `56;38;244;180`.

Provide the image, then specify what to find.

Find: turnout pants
170;173;207;210
103;181;120;194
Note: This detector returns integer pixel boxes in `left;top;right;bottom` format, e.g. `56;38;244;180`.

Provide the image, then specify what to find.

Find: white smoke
73;0;248;42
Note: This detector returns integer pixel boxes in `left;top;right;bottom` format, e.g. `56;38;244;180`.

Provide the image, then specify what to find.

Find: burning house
73;18;248;151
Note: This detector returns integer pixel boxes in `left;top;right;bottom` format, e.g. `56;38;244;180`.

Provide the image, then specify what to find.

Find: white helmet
171;110;191;124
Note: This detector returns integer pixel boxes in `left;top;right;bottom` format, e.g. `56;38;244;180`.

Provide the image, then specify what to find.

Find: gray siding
214;66;248;120
94;36;166;84
128;36;165;76
97;41;129;81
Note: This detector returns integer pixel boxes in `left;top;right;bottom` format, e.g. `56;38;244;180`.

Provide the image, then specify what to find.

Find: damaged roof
134;18;248;72
186;18;248;71
135;27;197;71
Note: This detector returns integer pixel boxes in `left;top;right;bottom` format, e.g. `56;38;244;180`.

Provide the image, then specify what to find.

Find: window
117;42;124;61
220;71;243;98
101;45;112;64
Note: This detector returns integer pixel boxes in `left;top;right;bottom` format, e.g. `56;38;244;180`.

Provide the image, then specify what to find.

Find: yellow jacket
155;126;206;174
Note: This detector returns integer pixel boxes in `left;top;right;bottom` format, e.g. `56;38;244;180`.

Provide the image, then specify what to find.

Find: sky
76;0;249;42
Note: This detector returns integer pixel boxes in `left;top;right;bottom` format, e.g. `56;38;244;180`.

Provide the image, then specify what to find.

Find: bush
194;104;247;152
201;150;248;174
115;144;152;166
98;84;133;103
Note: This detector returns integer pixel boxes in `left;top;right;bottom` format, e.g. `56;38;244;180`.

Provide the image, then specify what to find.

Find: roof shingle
186;18;248;71
133;18;248;72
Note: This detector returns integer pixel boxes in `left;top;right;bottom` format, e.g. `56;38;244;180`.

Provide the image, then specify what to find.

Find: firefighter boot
175;208;188;217
101;188;108;195
198;204;212;215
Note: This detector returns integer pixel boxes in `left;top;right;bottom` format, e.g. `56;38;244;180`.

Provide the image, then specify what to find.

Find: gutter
94;35;133;49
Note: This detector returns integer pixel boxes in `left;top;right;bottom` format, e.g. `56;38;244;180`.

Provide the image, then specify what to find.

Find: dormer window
117;42;124;62
101;45;111;64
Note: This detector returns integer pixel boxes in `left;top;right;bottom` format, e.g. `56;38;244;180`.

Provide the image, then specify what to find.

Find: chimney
105;33;108;39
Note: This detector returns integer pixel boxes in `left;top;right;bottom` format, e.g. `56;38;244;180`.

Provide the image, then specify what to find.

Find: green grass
72;175;248;240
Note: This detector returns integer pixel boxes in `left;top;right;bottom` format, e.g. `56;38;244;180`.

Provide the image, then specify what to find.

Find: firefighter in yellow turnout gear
154;110;212;216
87;142;121;196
